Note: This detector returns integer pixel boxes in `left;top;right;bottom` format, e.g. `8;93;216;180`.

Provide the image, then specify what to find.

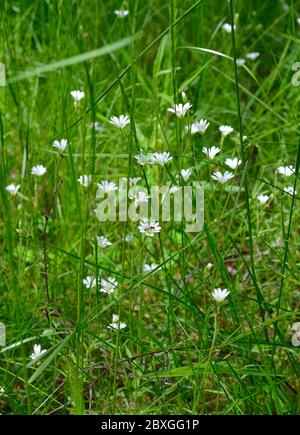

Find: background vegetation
0;0;299;415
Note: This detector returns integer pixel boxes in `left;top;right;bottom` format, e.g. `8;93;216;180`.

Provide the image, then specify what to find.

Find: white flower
180;168;192;181
212;288;230;303
134;152;152;166
277;166;295;176
99;277;118;294
107;314;127;331
88;121;103;131
281;2;289;12
151;152;173;166
257;194;269;204
225;157;242;169
133;191;150;207
42;328;53;336
129;177;142;185
128;185;140;200
6;183;20;196
167;102;192;118
292;331;300;347
30;344;47;361
97;236;112;248
83;276;97;288
219;125;234;136
138;220;161;237
0;387;6;397
237;58;246;66
212;171;234;184
292;322;300;332
143;263;159;273
291;323;300;347
125;232;134;243
297;18;300;25
284;186;296;195
31;165;47;176
207;262;214;270
77;175;92;187
114;10;129;18
110;115;130;129
202;146;220;159
52;139;68;152
97;180;118;195
120;176;141;189
169;186;181;194
71;90;84;102
246;52;260;60
222;23;234;33
190;119;210;135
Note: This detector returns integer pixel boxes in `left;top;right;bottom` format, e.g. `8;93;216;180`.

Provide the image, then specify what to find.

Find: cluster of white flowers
13;92;84;197
219;27;260;65
254;164;296;205
193;123;240;184
270;165;298;203
17;73;297;355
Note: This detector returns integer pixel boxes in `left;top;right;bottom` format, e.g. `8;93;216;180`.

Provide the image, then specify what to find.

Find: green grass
0;0;299;415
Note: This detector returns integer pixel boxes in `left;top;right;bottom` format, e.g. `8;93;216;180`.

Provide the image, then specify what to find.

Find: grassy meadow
0;0;300;415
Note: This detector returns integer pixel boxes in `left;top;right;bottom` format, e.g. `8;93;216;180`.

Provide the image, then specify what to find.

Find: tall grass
0;0;299;415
